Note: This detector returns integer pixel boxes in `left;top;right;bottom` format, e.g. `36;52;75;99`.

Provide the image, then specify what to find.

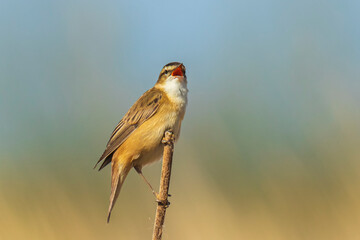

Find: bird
94;62;188;222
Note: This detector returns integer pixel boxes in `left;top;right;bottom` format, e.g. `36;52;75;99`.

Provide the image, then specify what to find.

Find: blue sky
1;0;360;158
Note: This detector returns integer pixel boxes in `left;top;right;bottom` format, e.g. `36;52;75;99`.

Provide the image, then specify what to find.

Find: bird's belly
135;143;164;167
124;110;182;168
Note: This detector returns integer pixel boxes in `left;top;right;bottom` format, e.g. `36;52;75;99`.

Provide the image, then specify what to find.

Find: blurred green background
1;0;360;239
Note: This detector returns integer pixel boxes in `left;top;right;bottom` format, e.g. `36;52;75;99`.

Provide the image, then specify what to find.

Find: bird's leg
134;166;172;203
134;166;158;199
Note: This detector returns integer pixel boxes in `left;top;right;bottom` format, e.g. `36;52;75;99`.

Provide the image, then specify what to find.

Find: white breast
161;76;188;109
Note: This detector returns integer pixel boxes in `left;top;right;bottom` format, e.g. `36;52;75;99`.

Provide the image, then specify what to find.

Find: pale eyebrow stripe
160;66;174;77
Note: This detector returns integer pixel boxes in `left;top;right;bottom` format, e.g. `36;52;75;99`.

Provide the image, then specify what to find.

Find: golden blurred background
1;0;360;239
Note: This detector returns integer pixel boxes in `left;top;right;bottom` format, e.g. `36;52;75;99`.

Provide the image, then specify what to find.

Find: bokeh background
1;0;360;239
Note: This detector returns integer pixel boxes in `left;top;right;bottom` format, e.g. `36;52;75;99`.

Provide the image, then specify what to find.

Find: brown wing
94;87;162;170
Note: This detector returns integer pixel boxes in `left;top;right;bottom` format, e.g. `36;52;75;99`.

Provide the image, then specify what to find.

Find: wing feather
94;88;162;169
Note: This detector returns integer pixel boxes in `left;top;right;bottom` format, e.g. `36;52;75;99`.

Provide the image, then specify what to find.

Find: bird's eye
163;70;169;75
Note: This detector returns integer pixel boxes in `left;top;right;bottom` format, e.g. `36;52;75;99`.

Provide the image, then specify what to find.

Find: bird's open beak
171;64;184;77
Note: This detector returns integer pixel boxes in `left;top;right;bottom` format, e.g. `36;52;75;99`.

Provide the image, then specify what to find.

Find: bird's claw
162;130;175;144
156;199;171;208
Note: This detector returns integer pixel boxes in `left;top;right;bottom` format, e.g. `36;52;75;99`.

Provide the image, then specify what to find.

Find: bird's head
156;62;187;85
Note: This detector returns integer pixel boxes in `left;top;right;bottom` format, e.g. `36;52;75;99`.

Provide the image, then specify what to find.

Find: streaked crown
157;62;186;84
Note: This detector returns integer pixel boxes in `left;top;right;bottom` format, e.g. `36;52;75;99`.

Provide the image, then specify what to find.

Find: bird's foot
156;198;171;208
162;130;175;144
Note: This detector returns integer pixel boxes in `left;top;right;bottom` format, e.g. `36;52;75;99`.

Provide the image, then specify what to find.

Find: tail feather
94;153;113;170
107;160;131;223
98;156;112;171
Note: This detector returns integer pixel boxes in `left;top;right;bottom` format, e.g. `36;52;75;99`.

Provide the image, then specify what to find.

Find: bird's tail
107;160;131;223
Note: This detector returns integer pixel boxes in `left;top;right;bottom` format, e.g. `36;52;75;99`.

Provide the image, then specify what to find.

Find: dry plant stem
152;131;175;240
